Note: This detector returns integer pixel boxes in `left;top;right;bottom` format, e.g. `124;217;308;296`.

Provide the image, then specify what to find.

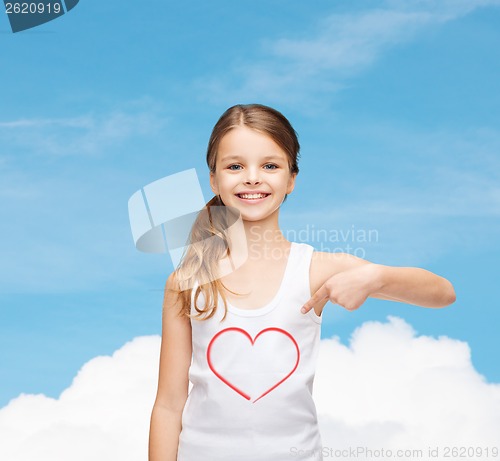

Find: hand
300;263;380;314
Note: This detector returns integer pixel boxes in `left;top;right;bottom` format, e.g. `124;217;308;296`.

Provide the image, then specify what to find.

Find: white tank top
177;242;324;461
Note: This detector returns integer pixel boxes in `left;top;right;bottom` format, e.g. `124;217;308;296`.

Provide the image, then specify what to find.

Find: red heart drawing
206;327;300;403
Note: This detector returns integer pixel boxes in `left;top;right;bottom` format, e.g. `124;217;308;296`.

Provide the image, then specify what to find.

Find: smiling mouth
235;193;271;200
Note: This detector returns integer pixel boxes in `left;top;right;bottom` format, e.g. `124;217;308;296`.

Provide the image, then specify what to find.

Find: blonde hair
174;104;300;322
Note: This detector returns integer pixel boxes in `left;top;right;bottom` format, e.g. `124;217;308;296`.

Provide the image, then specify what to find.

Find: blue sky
1;0;499;409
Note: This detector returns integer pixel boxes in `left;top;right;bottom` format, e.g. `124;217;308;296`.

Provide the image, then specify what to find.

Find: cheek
272;173;291;188
218;173;239;189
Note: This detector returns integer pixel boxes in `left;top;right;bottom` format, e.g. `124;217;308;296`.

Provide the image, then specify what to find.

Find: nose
244;166;262;185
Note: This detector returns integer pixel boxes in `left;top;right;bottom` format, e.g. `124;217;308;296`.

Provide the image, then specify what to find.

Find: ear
209;171;219;196
286;172;297;195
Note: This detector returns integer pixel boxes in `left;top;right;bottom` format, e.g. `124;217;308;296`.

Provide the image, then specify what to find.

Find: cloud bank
315;316;500;454
1;316;498;460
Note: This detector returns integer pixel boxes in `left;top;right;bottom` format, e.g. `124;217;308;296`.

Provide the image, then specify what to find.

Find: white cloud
0;99;169;158
385;0;500;17
315;316;500;452
0;99;174;293
0;336;159;461
196;0;500;108
1;317;498;460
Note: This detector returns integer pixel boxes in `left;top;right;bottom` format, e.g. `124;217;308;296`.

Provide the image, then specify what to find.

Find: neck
225;211;289;263
214;207;290;279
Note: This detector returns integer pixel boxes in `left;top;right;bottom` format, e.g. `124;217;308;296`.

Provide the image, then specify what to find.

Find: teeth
238;193;268;199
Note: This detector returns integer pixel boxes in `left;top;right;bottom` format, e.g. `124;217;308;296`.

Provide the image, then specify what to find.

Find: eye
264;164;278;170
227;164;242;171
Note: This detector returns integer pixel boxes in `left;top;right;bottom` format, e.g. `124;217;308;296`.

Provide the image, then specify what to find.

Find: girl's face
210;125;297;222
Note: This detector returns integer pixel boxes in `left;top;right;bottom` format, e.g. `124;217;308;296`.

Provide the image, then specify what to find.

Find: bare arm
149;272;192;461
369;263;456;307
303;252;456;313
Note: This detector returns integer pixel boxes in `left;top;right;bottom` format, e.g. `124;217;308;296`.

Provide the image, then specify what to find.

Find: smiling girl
148;104;456;461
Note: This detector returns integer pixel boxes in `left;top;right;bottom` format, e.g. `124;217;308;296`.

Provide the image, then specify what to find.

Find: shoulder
164;270;182;298
163;270;192;319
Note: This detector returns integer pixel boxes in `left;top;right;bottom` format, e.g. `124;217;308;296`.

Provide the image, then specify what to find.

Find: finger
301;285;329;314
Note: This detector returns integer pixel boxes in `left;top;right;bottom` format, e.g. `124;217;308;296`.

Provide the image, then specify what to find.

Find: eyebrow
220;154;284;162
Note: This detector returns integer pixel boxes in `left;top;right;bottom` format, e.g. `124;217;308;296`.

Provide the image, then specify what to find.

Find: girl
148;104;456;461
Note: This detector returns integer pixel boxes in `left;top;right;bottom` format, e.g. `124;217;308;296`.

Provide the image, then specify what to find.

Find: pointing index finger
301;284;329;314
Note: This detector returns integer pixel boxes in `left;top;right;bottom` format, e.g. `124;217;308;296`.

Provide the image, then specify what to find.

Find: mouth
235;193;271;203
